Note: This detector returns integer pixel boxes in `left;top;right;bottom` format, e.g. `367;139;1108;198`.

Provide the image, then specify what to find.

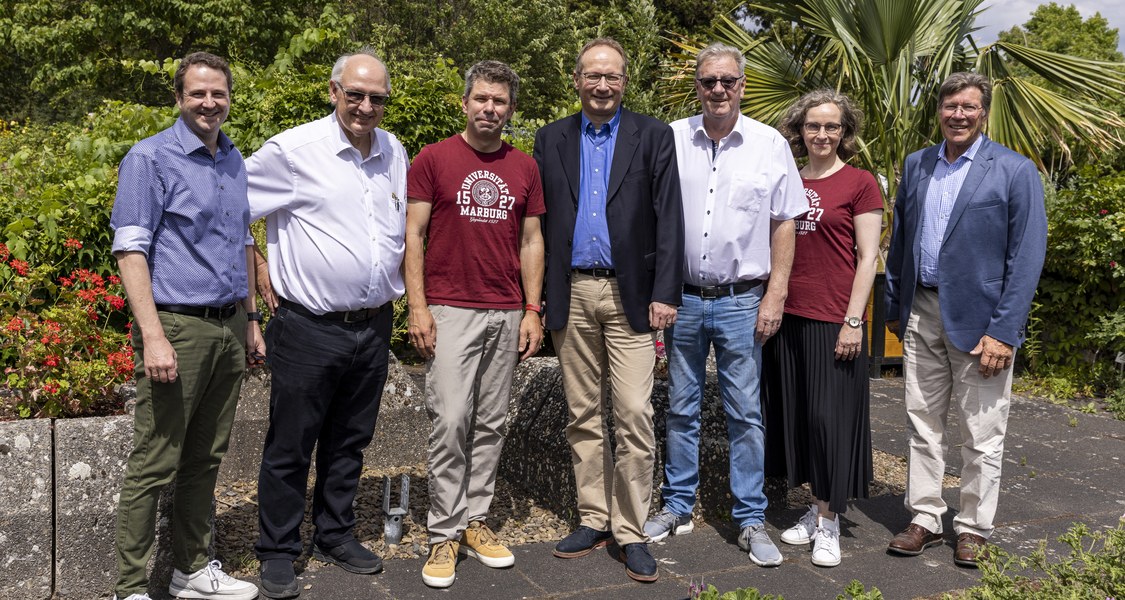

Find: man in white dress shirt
643;43;807;565
246;48;408;599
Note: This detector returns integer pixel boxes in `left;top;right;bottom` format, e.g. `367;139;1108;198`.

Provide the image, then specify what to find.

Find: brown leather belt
155;303;239;319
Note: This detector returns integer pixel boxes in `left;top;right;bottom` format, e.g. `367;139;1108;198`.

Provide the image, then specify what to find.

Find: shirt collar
689;113;745;145
172;117;234;157
937;133;985;165
328;112;383;160
582;108;622;136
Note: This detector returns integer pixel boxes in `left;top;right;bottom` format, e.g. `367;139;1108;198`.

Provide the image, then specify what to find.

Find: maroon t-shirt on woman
407;135;545;310
785;164;883;322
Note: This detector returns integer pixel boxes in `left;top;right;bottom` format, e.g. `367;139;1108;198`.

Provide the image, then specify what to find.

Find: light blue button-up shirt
571;109;621;269
919;135;984;287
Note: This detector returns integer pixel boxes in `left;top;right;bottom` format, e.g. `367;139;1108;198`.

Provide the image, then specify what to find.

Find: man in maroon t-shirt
404;60;545;589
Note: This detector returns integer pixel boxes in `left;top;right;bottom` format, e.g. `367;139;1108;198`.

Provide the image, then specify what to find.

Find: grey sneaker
114;595;153;600
643;507;694;542
780;504;819;545
739;523;783;567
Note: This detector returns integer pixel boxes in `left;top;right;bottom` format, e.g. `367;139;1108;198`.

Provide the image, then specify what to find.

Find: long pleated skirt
762;314;872;514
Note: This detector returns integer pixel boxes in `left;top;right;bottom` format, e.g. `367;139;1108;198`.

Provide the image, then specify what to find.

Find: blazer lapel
942;137;994;246
606;111;639;204
557;114;582;207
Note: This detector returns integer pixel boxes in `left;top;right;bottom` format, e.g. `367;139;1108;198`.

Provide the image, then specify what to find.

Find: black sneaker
259;558;299;599
622;543;658;582
553;526;613;558
313;539;384;574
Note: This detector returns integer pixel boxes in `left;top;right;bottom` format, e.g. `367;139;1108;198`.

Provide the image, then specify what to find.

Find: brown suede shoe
954;532;988;567
887;524;944;556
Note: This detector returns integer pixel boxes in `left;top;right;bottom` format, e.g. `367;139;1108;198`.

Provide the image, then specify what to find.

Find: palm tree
666;0;1125;221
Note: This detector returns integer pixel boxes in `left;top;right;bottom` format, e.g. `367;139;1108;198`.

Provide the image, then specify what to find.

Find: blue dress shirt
110;118;251;306
571;109;621;269
919;135;984;287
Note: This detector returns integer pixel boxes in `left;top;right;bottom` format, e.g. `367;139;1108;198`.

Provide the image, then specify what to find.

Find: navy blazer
885;136;1047;352
533;109;685;333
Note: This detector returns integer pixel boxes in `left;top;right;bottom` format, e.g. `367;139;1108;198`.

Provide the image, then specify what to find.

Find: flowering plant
1;241;132;419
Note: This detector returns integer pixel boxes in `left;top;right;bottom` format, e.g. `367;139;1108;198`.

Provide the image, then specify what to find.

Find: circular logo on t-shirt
472;179;500;207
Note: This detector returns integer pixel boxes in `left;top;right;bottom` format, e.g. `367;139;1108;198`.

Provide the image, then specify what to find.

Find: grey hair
464;60;520;106
331;47;391;93
694;42;745;77
938;72;991;112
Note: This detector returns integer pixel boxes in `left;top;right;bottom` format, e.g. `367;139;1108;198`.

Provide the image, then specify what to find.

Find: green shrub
948;520;1125;599
1026;166;1125;405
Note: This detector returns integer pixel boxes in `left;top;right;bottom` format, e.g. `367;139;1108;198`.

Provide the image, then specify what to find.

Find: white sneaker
780;504;819;545
811;515;841;567
169;560;259;600
114;595;152;600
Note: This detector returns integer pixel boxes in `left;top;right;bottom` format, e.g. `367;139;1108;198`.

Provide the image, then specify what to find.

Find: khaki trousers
903;286;1012;538
425;305;522;543
552;274;656;545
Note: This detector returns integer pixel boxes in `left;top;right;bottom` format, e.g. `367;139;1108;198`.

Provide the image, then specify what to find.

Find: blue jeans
661;285;767;528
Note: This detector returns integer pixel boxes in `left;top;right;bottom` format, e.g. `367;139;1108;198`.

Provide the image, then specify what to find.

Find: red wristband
524;303;542;313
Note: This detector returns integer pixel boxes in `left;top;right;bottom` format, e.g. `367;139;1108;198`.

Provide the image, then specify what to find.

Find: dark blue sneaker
622;543;658;582
553;526;613;558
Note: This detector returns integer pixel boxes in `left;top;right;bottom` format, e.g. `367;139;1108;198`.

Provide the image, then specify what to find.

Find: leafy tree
998;3;1125;172
0;0;320;122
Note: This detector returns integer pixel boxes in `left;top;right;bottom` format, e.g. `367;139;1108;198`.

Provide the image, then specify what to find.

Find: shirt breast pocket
727;175;768;213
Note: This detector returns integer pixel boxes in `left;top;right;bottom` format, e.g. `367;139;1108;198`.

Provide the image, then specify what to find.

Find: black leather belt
279;298;387;323
573;267;616;278
155;303;239;319
683;280;763;299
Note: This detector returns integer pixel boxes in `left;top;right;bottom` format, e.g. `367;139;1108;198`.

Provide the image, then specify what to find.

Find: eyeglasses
334;81;390;106
696;76;744;90
579;72;626;86
803;122;842;135
941;103;982;116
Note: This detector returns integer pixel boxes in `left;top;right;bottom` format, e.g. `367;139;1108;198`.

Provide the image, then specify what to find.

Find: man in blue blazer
533;37;684;583
885;72;1047;567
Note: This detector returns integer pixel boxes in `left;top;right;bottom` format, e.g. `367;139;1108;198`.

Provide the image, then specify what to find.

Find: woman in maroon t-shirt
764;90;883;567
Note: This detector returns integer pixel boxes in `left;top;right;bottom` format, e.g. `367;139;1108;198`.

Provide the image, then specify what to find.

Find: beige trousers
425;305;522;543
903;286;1012;538
552;274;657;545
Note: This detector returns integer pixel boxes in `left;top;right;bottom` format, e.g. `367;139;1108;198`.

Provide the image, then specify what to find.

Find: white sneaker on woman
811;515;841;567
780;504;819;545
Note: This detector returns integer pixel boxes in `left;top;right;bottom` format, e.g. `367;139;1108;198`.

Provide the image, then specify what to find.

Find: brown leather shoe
954;532;988;567
887;524;944;556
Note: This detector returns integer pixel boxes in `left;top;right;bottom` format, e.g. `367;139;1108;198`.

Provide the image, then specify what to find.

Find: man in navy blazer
884;72;1047;567
533;37;684;583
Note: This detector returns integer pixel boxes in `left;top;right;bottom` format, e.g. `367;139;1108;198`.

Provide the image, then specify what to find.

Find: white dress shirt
671;114;808;286
247;113;408;313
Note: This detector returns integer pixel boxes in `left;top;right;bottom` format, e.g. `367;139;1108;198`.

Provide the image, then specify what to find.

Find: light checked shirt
111;117;250;306
571;109;621;269
919;135;984;287
247;113;408;313
670;114;807;286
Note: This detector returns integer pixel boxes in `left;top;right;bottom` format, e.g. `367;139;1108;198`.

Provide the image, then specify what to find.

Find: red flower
9;259;28;276
1100;209;1109;215
42;381;61;395
108;275;121;285
104;294;126;310
0;243;8;261
43;355;60;367
5;317;21;333
64;238;83;250
1112;261;1119;269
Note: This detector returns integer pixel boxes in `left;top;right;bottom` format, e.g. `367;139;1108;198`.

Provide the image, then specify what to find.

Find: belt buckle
699;286;720;299
342;309;367;323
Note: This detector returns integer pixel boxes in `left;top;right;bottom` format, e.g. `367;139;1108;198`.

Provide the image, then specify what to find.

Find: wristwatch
844;316;862;329
247;311;263;322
